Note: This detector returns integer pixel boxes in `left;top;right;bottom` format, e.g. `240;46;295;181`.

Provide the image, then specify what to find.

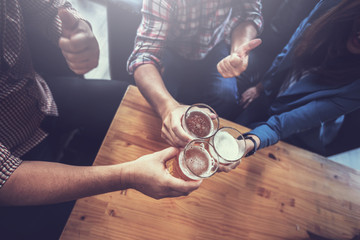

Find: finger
62;49;95;63
157;147;179;164
68;65;97;75
66;58;98;71
239;96;247;105
217;61;228;78
163;114;188;147
59;33;90;53
161;129;177;147
243;100;251;109
166;176;202;192
210;113;218;120
163;190;188;198
59;37;85;54
218;166;232;173
221;55;244;77
222;59;235;76
58;8;79;38
171;129;191;147
162;124;184;147
171;122;192;146
217;161;239;172
229;54;243;69
241;38;262;54
165;122;187;147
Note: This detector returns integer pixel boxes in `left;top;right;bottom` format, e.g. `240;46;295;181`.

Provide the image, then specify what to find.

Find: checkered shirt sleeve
127;0;175;74
0;0;83;189
0;143;22;189
224;0;263;45
21;0;83;46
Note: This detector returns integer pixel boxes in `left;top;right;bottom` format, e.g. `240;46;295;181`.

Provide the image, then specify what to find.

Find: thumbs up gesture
58;8;100;75
217;38;262;78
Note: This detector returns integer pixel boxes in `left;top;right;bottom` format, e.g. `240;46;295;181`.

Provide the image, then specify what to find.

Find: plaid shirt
127;0;263;74
0;0;76;188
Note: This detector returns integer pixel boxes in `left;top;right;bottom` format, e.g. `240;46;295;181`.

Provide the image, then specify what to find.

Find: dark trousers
162;41;241;120
0;77;129;240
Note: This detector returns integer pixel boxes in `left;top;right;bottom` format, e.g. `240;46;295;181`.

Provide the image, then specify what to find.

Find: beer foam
213;131;242;160
185;110;213;138
184;146;211;176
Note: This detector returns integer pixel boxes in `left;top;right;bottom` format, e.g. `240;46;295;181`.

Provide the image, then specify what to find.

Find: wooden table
61;85;360;240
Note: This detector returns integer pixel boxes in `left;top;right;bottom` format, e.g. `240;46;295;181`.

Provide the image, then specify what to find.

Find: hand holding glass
210;127;246;165
182;103;219;139
166;139;219;181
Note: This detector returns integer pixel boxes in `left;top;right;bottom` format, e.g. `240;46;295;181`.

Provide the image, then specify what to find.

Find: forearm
134;64;179;119
0;161;130;206
231;21;258;54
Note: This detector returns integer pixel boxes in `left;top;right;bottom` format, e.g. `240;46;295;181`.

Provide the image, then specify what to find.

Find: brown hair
293;0;360;84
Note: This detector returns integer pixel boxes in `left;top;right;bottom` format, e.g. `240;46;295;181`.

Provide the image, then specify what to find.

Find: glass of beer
210;127;246;165
166;139;219;181
182;103;219;139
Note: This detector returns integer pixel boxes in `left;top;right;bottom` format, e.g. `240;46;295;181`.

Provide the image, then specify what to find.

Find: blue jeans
162;41;240;120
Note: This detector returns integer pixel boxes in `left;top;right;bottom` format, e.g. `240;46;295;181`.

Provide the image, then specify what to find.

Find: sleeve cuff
247;124;280;150
127;54;162;75
0;150;22;189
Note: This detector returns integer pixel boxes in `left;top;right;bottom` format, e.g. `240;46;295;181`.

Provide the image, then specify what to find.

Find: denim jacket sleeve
248;79;360;149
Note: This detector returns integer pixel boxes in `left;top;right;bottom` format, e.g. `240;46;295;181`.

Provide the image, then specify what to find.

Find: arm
128;0;192;147
217;0;263;78
219;85;360;172
0;147;201;206
249;90;360;150
230;21;259;54
134;64;192;147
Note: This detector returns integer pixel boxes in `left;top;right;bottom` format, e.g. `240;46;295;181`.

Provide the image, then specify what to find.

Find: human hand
161;104;193;147
217;161;241;173
217;39;262;78
217;135;260;173
127;147;202;199
240;85;260;109
58;8;100;75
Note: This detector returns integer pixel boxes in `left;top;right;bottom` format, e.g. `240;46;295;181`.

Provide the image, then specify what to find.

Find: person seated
236;0;319;109
0;1;200;238
127;0;263;147
234;0;360;161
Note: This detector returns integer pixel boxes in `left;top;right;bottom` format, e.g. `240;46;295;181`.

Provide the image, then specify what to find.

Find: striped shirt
127;0;263;74
0;0;74;188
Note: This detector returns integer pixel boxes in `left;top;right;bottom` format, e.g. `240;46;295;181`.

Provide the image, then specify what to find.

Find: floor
69;0;359;171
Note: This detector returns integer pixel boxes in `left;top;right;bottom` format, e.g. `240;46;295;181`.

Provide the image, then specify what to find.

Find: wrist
244;134;260;157
116;162;133;191
159;100;180;121
256;82;264;92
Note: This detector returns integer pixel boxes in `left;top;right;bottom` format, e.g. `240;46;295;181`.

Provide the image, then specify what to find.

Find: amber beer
182;104;219;139
166;140;219;181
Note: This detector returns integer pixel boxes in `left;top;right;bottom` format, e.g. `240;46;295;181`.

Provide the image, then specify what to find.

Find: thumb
58;8;79;37
241;38;262;54
158;147;180;163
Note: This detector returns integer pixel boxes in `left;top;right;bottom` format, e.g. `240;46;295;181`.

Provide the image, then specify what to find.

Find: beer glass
182;103;219;139
166;139;219;181
210;127;246;165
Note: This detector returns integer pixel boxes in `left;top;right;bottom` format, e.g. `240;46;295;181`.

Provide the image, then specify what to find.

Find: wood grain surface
61;85;360;240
